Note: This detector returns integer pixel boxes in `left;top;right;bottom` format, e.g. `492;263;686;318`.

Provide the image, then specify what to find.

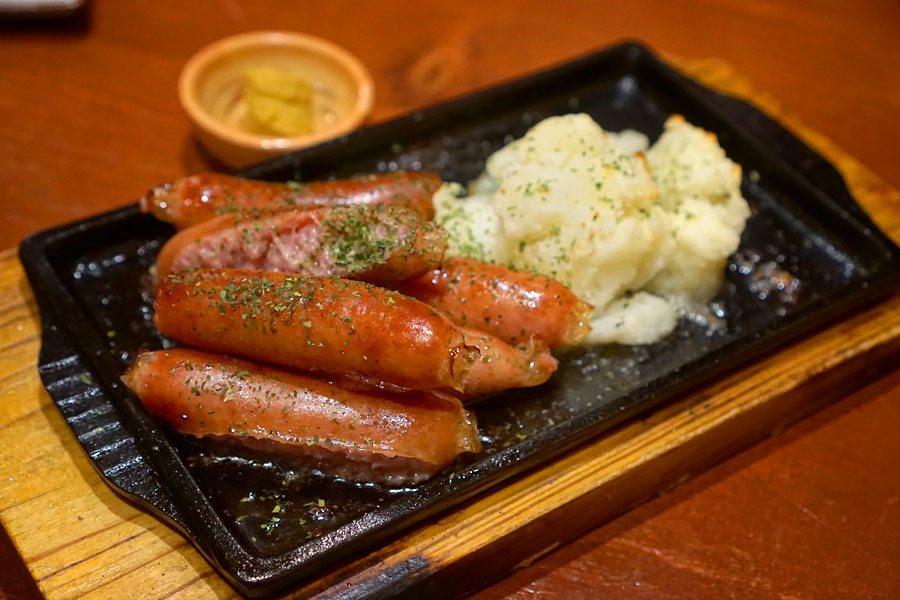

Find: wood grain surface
1;1;899;598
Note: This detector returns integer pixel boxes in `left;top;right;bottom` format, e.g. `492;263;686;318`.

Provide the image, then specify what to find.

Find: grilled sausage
396;257;593;348
155;204;446;285
123;349;481;485
153;269;478;393
141;171;440;229
461;328;558;399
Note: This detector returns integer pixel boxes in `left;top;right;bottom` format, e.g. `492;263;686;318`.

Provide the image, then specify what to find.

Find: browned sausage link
153;269;478;393
123;349;481;485
460;327;558;399
155;204;447;285
140;171;441;229
396;257;593;348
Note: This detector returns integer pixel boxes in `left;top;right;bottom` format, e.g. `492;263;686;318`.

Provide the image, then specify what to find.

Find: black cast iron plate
19;42;900;597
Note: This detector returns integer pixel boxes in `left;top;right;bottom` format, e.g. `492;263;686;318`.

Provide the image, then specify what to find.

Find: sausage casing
155;204;446;285
153;269;478;393
396;257;593;348
123;349;481;485
461;328;558;399
141;171;441;229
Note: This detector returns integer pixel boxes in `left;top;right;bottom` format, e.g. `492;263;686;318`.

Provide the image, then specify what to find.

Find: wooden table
2;1;899;598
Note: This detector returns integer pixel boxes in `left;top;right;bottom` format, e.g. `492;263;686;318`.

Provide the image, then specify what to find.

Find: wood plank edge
290;288;900;600
304;332;900;600
430;340;900;599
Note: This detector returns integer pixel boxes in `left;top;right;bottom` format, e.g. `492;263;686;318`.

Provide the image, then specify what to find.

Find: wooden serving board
1;57;899;600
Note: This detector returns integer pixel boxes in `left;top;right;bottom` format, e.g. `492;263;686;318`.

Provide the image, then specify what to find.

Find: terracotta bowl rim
178;30;375;153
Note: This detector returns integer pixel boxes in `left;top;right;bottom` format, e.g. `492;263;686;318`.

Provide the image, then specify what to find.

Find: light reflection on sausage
460;327;558;399
153;269;478;393
396;257;593;348
141;171;440;229
123;349;481;486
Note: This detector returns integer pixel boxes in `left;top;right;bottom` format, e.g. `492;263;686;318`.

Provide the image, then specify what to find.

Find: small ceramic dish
178;30;374;168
